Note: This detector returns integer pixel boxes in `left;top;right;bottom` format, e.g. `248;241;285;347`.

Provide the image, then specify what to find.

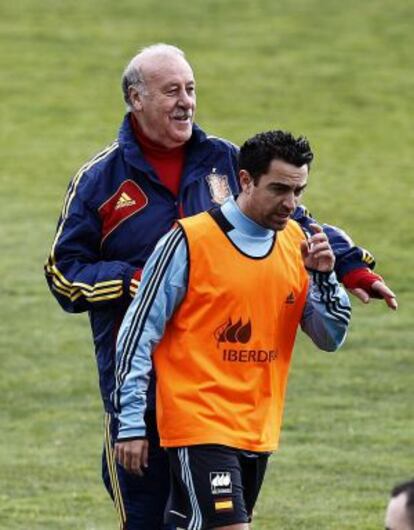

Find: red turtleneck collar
131;114;186;197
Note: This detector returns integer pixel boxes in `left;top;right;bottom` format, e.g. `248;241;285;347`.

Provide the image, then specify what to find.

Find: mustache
172;110;193;119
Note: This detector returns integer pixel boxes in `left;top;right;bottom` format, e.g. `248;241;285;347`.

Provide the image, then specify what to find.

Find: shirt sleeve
301;270;351;351
113;226;188;439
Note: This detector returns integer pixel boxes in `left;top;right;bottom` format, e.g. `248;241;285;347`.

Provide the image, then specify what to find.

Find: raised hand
300;223;335;272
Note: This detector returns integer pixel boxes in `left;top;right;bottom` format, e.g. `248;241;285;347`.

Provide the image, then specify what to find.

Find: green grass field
1;1;413;528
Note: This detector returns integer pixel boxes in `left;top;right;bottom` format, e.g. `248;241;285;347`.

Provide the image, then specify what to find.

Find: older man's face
385;492;413;530
131;54;196;149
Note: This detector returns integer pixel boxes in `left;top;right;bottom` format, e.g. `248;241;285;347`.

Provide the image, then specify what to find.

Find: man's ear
239;169;254;193
129;86;143;112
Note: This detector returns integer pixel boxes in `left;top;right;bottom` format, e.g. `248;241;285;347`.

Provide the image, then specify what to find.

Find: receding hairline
128;44;192;80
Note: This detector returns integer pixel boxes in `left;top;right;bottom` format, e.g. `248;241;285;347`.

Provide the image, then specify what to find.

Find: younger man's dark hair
238;130;314;184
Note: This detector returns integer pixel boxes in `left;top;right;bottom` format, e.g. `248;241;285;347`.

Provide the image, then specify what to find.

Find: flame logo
214;318;252;346
211;473;231;487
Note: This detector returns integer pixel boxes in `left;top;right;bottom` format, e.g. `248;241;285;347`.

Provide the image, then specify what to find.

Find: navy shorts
102;410;175;530
165;444;269;530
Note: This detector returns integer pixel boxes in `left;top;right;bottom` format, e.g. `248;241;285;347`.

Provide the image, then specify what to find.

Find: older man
45;44;396;530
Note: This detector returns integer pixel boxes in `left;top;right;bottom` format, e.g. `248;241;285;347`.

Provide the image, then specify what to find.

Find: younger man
114;130;351;529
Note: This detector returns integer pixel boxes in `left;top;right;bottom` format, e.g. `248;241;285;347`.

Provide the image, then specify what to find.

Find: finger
114;443;124;466
309;223;323;234
114;443;120;463
384;296;398;310
308;241;331;256
130;449;143;476
307;247;334;262
371;280;396;300
300;239;309;260
311;248;335;263
372;281;398;310
123;446;134;473
308;231;328;244
142;441;149;470
348;287;370;304
307;229;328;253
116;444;130;471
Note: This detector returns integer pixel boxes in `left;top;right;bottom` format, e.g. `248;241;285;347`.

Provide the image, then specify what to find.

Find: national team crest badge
206;168;231;205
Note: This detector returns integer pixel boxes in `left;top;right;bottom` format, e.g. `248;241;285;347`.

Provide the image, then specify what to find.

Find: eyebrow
269;183;307;191
163;81;195;90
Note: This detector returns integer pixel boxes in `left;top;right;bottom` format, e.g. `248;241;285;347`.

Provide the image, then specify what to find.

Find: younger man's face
239;159;308;231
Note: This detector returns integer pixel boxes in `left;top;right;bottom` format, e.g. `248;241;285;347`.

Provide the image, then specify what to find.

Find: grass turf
1;0;413;528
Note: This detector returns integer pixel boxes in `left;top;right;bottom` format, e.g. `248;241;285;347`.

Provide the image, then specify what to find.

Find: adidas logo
115;192;136;210
285;292;295;304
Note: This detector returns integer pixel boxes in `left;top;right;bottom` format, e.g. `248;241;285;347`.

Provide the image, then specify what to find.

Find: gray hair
121;44;187;111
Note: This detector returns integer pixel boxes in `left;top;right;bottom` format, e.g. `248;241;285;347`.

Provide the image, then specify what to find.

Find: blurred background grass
0;0;413;528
